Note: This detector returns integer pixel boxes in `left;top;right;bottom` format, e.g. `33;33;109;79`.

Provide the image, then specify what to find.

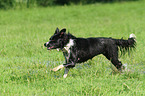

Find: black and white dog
44;28;136;78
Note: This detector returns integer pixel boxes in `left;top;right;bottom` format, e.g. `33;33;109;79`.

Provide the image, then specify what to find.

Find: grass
0;1;145;95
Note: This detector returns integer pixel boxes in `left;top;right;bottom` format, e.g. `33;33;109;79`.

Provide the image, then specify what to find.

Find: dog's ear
54;27;59;34
60;28;66;34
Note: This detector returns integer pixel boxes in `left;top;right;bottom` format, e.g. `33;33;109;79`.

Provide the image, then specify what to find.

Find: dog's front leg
51;65;69;78
62;62;76;78
63;61;75;68
63;68;69;78
51;64;64;72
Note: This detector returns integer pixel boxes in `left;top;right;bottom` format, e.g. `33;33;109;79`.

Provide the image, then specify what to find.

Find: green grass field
0;1;145;95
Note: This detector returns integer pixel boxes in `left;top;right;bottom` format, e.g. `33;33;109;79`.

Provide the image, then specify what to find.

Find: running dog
44;28;136;78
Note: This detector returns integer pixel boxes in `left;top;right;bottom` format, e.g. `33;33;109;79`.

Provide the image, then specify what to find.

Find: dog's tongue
48;46;54;50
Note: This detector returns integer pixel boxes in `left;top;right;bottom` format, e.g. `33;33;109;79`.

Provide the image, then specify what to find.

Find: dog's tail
115;34;136;55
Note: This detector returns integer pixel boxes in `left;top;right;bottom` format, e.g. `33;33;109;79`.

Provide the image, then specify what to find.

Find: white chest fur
64;39;74;53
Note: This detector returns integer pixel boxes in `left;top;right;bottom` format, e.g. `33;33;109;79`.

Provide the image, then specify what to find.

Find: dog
44;28;136;78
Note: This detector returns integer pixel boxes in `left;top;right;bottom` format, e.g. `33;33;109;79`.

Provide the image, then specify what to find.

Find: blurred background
0;0;140;9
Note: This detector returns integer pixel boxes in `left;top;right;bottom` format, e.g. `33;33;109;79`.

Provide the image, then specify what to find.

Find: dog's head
44;28;68;50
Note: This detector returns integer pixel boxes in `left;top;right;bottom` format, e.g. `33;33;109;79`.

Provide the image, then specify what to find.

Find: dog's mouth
47;46;54;50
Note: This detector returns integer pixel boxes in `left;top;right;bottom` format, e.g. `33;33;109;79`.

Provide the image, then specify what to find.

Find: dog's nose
44;43;46;47
44;42;49;47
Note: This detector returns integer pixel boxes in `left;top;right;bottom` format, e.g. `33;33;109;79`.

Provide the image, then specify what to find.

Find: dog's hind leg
51;65;64;72
63;68;69;78
103;45;123;73
110;58;123;72
104;55;121;73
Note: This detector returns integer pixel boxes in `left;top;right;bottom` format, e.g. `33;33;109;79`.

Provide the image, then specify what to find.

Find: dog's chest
63;39;74;53
63;39;74;60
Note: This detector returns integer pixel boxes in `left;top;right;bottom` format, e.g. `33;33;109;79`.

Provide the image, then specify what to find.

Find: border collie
44;28;136;78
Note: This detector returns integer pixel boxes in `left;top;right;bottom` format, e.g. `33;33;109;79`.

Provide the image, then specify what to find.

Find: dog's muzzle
44;41;49;47
44;42;54;50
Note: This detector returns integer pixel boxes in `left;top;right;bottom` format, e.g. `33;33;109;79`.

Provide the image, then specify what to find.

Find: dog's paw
51;68;59;72
63;74;68;78
51;65;64;72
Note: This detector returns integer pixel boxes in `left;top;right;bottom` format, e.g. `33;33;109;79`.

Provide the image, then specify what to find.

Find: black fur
44;28;136;71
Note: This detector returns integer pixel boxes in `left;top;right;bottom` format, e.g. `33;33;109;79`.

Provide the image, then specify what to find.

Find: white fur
51;65;64;72
64;39;74;53
46;41;49;46
63;68;69;78
57;48;60;51
129;33;136;38
129;33;136;42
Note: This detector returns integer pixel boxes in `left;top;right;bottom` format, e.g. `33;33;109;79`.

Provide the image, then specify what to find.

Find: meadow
0;1;145;95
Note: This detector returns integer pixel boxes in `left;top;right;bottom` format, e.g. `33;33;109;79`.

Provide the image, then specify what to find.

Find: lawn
0;0;145;95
